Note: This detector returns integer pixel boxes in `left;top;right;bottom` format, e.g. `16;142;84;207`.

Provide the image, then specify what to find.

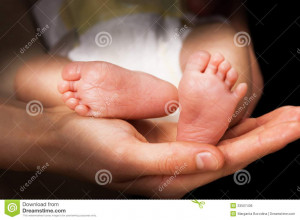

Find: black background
186;0;300;199
0;0;299;200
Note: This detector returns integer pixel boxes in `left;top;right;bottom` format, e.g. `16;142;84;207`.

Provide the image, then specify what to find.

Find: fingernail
196;152;219;170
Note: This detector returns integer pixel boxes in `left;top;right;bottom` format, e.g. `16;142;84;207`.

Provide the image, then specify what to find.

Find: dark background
0;0;299;200
186;0;300;199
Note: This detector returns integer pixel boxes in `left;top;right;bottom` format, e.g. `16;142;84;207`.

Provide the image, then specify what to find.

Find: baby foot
58;61;178;118
177;51;247;145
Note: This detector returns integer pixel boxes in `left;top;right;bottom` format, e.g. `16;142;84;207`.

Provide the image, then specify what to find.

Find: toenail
196;152;219;170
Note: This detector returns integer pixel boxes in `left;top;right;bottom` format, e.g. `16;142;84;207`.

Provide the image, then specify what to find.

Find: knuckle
111;146;128;162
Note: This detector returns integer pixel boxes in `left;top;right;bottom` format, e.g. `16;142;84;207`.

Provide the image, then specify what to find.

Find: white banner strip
0;200;299;219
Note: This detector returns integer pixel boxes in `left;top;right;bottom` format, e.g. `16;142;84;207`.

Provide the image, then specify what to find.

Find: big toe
185;51;211;73
62;62;82;81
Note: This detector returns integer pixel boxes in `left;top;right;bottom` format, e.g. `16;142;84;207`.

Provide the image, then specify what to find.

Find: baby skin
58;61;178;119
58;51;247;145
177;51;247;145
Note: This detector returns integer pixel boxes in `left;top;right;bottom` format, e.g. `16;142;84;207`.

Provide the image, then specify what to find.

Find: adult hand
47;107;224;198
48;106;300;198
4;105;299;199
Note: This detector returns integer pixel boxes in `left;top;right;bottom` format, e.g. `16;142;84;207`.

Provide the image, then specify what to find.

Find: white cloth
68;13;190;88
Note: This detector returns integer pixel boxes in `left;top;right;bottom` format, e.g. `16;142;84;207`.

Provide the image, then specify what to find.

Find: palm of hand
57;106;300;198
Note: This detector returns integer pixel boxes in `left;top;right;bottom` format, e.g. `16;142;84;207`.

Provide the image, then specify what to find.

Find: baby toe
206;52;224;75
225;68;239;90
217;60;231;81
58;81;68;93
59;81;79;93
62;91;77;102
233;83;248;100
65;98;79;110
75;104;90;116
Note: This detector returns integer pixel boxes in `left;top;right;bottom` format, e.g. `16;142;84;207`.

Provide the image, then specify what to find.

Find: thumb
128;141;225;176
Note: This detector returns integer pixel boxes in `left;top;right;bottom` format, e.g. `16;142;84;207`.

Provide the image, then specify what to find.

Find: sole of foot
58;61;178;119
177;51;247;145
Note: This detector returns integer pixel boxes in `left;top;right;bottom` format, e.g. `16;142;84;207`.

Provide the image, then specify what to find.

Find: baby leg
14;55;178;119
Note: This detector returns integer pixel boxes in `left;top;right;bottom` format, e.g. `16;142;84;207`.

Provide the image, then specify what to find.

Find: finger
222;106;300;140
219;121;300;172
126;141;225;176
222;117;258;140
256;106;300;125
256;106;299;124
